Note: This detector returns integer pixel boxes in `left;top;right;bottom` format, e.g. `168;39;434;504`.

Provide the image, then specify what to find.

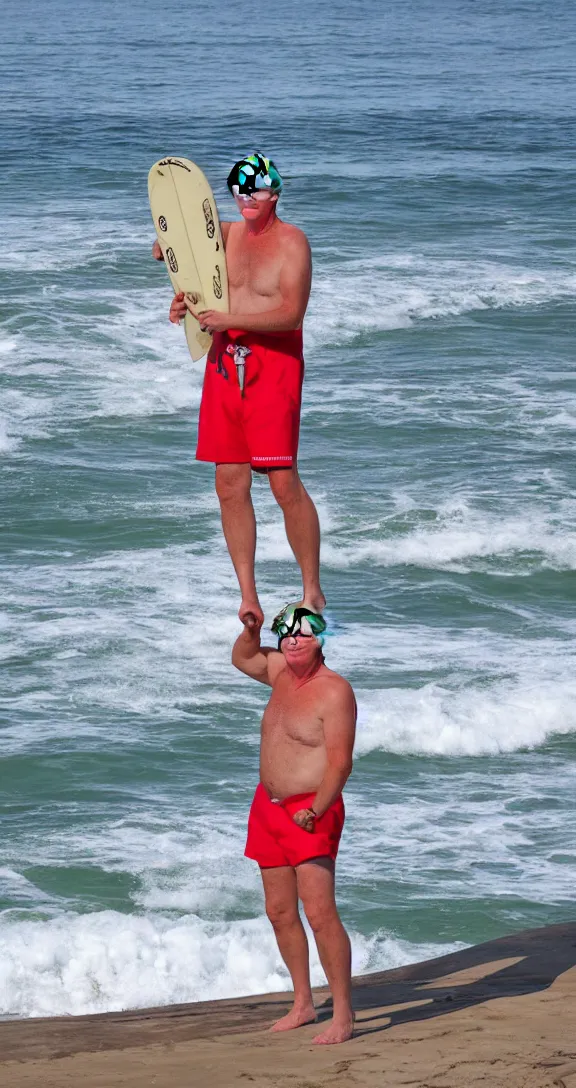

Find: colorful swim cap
227;151;283;198
271;604;327;649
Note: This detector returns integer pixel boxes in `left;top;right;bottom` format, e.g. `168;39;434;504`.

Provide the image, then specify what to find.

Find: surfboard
148;157;229;361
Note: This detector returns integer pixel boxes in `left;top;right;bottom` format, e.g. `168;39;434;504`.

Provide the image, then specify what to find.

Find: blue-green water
2;0;576;1017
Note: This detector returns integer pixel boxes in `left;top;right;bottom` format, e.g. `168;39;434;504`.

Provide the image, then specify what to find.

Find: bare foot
299;589;326;614
269;1005;317;1033
312;1017;354;1045
238;598;264;629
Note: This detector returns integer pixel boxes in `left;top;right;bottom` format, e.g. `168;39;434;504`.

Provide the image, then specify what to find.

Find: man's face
234;190;277;222
280;632;322;668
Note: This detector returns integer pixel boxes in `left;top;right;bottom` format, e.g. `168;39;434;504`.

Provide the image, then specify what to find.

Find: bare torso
260;664;337;799
224;218;309;323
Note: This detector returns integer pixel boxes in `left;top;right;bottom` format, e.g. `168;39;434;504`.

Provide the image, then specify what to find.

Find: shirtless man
232;603;356;1045
153;152;324;628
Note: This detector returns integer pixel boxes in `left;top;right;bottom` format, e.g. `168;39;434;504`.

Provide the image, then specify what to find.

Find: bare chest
262;682;324;748
226;230;283;297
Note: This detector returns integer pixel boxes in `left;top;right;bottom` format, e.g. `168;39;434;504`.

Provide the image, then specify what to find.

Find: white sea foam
0;908;460;1019
321;511;576;572
305;253;576;347
254;492;576;574
345;771;576;906
1;212;151;272
355;675;576;758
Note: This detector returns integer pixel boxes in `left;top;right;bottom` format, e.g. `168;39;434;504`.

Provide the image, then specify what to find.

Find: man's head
227;151;283;223
272;605;326;669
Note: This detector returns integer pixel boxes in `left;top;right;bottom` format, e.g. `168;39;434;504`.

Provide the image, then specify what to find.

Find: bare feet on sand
312;1017;355;1045
269;1004;317;1033
239;598;264;629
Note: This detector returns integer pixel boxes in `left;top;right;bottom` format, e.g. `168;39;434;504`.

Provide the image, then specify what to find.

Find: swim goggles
271;604;327;649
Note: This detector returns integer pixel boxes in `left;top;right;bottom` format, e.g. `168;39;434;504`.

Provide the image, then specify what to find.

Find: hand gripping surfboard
148;157;229;361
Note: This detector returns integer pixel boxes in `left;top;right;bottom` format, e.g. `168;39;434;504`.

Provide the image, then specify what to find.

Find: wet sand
1;923;575;1087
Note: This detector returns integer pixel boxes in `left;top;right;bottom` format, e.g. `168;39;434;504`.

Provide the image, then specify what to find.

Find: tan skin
232;619;357;1045
153;190;325;628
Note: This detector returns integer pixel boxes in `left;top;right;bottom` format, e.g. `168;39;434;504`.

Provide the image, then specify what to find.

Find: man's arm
185;230;312;334
231;624;285;686
294;680;356;829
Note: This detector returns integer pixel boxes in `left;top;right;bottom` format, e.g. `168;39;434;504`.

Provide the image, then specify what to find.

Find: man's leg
261;865;317;1032
297;858;354;1044
215;463;264;626
267;467;326;613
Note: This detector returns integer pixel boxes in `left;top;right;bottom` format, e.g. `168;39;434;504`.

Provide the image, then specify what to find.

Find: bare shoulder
319;668;356;706
221;221;236;245
277;221;311;252
267;651;288;685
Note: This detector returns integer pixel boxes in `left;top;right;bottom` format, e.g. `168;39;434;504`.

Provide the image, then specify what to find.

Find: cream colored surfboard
148;157;229;361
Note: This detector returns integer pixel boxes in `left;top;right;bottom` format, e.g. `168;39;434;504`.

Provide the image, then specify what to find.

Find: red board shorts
245;783;345;869
196;328;304;471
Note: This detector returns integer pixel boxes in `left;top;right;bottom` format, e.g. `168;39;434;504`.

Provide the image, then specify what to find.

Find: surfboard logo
158;215;168;232
158;158;191;171
166;247;178;273
203;199;215;239
213;265;223;299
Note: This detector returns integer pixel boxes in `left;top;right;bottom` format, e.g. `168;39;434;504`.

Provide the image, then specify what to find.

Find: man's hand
185;299;231;334
152;240;164;261
240;607;264;631
169;292;188;324
293;808;315;833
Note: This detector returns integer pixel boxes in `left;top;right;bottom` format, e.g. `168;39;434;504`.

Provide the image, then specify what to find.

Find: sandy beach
1;922;575;1088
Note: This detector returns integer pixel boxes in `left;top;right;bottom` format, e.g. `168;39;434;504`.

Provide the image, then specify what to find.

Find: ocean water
2;0;576;1018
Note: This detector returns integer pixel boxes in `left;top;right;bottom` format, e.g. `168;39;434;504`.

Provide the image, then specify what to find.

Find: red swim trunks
196;328;304;470
245;783;345;868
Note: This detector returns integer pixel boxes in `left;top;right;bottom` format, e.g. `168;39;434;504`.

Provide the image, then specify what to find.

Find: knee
215;466;251;504
266;898;299;930
268;469;301;509
302;900;336;934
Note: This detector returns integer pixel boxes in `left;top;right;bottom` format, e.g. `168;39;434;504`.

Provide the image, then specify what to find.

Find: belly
259;736;327;800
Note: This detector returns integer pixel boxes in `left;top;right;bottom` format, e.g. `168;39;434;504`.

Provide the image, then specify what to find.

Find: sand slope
1;923;575;1087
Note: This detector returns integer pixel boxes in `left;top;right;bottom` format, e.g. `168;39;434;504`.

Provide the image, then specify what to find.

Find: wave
305;253;576;347
355;674;576;757
322;515;576;572
256;495;576;573
0;908;460;1018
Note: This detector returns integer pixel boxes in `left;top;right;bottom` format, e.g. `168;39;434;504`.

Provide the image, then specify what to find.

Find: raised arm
231;623;285;686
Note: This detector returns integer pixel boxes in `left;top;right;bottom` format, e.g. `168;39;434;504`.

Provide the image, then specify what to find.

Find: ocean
1;0;576;1018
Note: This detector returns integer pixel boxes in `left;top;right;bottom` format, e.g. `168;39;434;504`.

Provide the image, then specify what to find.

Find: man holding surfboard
153;153;324;629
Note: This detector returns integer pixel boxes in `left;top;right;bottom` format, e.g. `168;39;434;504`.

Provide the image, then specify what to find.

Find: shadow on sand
317;921;576;1037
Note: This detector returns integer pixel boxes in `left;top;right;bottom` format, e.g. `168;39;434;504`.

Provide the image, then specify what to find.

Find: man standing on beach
232;603;356;1045
154;152;324;628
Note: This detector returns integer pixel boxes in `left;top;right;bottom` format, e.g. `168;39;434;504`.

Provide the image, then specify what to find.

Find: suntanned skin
232;619;356;1045
153;187;325;628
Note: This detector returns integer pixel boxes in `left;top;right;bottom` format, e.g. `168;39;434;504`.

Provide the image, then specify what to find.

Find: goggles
233;188;274;203
271;605;327;648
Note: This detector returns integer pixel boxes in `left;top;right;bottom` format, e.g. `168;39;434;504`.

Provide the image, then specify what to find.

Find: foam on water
355;676;576;758
255;493;576;574
346;772;576;906
0;908;461;1019
305;254;576;348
